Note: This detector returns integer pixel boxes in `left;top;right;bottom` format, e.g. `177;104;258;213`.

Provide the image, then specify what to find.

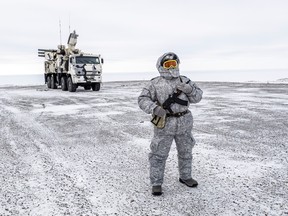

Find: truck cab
67;54;104;91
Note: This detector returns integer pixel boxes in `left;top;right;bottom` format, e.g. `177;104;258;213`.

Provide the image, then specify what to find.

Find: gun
151;90;188;128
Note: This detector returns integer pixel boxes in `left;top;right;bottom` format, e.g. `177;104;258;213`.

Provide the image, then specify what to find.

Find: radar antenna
59;19;62;45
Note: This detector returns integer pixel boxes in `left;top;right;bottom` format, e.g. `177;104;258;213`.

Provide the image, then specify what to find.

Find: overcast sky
0;0;288;76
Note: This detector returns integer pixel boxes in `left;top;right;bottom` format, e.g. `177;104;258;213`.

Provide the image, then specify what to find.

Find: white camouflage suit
138;53;203;186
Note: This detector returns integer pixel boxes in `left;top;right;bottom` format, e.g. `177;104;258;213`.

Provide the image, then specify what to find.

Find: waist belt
166;110;188;118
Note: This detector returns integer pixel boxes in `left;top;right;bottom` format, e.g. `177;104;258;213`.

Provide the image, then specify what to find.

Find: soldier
138;52;203;196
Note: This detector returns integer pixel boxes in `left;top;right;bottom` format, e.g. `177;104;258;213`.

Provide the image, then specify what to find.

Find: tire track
0;94;98;215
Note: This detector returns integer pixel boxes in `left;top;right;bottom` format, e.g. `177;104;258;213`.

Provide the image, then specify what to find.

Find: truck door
69;57;75;74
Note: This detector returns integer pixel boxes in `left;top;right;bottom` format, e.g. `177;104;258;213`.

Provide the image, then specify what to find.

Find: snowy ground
0;81;287;216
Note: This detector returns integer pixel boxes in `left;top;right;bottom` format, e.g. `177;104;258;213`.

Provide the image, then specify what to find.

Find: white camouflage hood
156;52;180;79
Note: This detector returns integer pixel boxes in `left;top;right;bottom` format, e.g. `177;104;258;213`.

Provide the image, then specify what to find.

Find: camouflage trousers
149;112;196;186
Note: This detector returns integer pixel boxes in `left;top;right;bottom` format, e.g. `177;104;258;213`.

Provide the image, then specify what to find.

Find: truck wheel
51;74;57;89
61;77;68;91
67;77;77;92
92;83;100;91
47;76;52;88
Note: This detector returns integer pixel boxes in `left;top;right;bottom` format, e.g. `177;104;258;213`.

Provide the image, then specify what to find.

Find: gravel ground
0;81;287;216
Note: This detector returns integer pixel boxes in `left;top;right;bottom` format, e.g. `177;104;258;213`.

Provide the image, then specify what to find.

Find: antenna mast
59;19;62;45
69;12;71;33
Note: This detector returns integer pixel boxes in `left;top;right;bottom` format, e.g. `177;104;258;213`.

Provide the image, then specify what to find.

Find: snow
0;81;288;215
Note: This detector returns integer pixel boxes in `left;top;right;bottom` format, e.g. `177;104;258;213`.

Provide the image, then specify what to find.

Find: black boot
152;185;162;196
179;178;198;187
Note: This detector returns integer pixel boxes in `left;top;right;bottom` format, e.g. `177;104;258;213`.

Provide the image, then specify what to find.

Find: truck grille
85;71;101;78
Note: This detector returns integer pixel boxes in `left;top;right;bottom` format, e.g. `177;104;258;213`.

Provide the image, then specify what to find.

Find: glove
176;83;193;94
153;106;166;117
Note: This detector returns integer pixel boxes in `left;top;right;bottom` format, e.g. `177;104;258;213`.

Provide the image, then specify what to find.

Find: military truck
38;30;103;92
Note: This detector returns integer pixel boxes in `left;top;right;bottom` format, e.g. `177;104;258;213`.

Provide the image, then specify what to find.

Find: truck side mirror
101;58;104;64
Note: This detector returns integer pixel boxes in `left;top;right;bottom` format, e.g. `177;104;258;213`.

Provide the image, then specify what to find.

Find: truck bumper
73;75;102;84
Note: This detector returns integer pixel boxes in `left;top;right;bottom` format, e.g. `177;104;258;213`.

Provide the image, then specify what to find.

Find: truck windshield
76;56;100;64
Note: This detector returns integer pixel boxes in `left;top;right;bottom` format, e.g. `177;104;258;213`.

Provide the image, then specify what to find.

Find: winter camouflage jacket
138;75;203;115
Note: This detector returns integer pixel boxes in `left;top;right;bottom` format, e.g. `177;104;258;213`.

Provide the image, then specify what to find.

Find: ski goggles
162;60;178;69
